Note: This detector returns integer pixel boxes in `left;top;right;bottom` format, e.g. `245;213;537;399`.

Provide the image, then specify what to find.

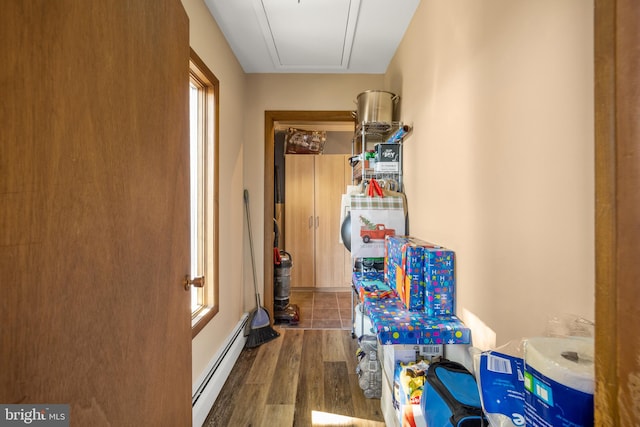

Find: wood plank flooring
204;328;385;427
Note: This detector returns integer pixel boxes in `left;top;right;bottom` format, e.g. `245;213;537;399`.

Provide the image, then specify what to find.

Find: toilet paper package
477;351;526;427
472;340;526;427
523;337;594;427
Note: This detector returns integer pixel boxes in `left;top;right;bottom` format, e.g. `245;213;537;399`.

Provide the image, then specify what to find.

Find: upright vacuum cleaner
273;219;300;324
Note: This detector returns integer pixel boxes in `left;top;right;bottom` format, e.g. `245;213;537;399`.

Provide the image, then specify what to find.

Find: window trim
189;48;219;338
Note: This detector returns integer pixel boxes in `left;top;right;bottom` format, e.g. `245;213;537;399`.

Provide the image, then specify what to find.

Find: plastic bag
471;343;526;427
355;335;381;399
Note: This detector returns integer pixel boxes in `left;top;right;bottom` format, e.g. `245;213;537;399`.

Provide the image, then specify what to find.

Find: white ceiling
203;0;420;74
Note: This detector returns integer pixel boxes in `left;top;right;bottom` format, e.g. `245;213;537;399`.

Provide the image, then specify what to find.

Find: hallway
204;328;384;427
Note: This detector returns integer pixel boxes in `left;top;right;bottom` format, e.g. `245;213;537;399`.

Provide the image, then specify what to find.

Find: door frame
263;111;355;317
594;0;640;423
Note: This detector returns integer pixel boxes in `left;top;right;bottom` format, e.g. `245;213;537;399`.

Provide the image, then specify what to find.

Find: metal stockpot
354;90;399;124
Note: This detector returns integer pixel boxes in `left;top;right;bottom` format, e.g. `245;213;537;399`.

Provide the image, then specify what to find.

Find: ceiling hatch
253;0;361;71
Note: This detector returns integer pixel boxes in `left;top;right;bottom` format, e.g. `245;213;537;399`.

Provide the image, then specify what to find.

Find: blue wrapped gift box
385;236;455;315
352;272;470;346
423;248;455;316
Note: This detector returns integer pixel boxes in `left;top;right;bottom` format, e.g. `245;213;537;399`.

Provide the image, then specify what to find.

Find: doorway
262;111;355;318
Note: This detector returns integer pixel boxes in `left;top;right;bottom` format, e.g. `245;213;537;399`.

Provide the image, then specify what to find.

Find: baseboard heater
192;314;248;427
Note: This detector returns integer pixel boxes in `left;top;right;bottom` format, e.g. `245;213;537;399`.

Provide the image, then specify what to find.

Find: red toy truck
361;224;395;243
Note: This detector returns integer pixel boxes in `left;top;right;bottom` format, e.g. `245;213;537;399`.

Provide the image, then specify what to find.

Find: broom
243;189;280;348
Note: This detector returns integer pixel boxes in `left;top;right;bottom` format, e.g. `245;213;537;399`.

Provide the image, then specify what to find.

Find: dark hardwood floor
203;327;385;427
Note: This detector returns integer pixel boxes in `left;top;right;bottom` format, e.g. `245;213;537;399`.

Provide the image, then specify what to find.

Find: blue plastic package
477;351;526;427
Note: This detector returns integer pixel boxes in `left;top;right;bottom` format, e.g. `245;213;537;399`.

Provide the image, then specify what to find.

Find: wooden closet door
284;155;315;287
315;155;348;287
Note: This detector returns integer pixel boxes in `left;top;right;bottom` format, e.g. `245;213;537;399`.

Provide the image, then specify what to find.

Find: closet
284;154;351;288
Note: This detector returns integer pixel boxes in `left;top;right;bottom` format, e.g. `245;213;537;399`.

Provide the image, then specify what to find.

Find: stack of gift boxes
384;235;455;316
352;235;471;427
386;236;460;427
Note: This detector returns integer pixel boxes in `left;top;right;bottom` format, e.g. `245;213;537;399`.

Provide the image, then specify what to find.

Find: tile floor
276;290;354;330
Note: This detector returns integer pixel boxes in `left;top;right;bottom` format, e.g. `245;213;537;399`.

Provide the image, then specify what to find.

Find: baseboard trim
192;314;248;427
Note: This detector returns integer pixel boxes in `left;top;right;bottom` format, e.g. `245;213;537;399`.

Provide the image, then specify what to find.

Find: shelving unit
349;120;410;338
349;118;417;418
351;121;405;192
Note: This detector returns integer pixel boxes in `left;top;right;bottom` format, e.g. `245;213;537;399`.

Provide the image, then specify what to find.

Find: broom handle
243;189;261;308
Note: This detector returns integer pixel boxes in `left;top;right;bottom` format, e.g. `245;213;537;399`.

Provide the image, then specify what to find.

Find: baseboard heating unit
192;314;248;427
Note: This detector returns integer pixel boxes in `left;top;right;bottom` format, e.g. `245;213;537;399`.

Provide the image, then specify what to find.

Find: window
189;48;219;337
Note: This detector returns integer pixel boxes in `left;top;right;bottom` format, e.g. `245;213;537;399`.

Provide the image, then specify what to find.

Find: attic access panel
253;0;360;70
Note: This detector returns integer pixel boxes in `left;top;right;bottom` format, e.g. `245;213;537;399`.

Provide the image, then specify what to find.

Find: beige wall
385;0;594;347
182;0;247;384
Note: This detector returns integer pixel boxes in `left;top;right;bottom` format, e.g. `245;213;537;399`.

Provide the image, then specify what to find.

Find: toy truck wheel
362;235;370;243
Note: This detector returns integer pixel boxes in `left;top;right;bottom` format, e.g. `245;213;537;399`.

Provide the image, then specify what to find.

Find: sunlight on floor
311;410;385;426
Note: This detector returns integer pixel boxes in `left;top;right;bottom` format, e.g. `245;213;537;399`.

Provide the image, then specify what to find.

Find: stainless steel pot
354;90;399;124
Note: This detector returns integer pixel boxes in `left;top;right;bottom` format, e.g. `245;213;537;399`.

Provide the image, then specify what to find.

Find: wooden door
0;1;191;425
284;155;315;287
315;155;349;287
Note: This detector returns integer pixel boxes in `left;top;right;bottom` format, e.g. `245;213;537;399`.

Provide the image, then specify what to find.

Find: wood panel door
284;155;316;287
315;155;350;288
0;1;192;425
284;154;350;288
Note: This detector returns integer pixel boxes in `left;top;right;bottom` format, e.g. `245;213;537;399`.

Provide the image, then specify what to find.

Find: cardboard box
394;360;428;427
379;343;443;387
285;128;326;154
444;343;473;372
375;143;401;173
381;368;401;427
